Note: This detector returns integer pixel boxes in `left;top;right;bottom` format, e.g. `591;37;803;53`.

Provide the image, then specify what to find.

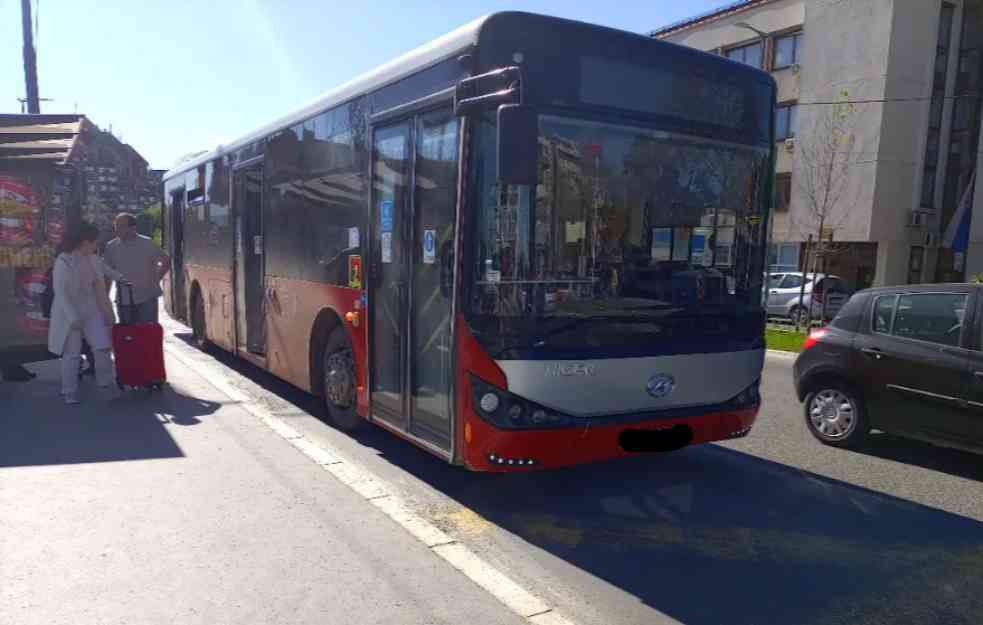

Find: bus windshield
468;114;770;357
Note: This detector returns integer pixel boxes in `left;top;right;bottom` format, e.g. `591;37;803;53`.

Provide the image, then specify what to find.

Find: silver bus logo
545;363;596;377
647;373;676;398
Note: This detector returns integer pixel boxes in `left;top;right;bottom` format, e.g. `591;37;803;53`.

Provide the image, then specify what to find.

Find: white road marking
163;337;577;625
432;542;551;618
290;437;340;466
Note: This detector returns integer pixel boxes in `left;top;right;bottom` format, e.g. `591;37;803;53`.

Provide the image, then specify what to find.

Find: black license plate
619;425;693;453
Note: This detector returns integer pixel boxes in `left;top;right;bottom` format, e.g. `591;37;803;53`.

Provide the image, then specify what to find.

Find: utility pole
21;0;40;114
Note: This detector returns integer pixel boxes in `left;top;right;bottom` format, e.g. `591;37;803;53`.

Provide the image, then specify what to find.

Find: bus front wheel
322;328;363;431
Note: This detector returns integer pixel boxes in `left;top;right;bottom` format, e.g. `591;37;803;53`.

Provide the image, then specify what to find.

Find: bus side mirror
497;104;538;186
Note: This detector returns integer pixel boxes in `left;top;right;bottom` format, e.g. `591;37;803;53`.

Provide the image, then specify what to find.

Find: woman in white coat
48;222;118;404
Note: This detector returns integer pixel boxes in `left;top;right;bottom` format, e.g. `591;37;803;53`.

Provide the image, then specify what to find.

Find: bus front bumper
462;405;759;471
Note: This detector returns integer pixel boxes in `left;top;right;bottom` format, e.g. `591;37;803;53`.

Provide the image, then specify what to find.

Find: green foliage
766;328;807;353
141;203;162;247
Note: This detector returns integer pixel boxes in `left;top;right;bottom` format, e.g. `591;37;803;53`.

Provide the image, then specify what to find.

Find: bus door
369;109;459;451
232;162;266;355
169;188;187;321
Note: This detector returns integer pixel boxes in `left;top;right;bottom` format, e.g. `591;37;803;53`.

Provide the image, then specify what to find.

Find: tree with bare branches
790;91;859;328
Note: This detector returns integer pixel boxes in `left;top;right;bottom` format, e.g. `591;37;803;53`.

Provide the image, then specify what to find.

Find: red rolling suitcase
112;284;166;390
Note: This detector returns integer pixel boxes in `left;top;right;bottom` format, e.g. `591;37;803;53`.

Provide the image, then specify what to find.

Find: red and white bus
162;12;775;471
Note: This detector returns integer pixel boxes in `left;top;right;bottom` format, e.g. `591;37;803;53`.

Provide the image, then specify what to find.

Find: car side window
891;293;968;347
781;274;803;289
768;274;785;288
872;295;896;334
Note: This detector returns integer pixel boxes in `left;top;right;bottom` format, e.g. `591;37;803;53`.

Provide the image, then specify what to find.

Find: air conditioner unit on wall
784;138;795;152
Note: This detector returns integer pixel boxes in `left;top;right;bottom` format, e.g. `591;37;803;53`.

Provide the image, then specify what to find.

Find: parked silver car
765;272;851;324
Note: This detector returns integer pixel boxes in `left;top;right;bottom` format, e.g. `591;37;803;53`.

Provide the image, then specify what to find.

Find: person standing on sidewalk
47;222;118;404
103;213;170;323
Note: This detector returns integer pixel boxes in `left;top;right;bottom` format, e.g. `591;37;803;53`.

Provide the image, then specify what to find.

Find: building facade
654;0;983;288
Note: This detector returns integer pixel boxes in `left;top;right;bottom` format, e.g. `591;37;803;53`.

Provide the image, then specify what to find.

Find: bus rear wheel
322;328;362;431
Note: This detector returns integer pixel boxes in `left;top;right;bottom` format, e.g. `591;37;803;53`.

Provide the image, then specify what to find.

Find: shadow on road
0;360;221;467
850;431;983;483
368;438;983;625
174;334;983;625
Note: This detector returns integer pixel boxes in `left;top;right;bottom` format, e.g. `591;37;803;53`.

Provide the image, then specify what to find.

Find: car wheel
321;327;363;431
803;383;869;448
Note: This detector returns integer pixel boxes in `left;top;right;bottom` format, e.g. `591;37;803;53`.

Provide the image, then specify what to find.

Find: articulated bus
162;12;775;471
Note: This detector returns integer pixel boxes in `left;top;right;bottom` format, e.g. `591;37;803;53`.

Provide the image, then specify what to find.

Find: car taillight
802;328;828;351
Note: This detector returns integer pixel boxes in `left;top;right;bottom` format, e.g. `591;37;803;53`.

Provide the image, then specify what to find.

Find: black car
794;283;983;453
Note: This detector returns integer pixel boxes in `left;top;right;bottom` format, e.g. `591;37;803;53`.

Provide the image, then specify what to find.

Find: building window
908;246;924;284
774;173;792;212
769;242;800;272
775;103;798;140
726;41;763;69
773;32;803;69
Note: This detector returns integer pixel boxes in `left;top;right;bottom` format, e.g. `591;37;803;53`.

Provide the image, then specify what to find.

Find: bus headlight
480;392;500;413
471;375;571;430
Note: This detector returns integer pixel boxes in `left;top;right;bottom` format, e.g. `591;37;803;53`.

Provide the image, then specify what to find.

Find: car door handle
861;347;886;360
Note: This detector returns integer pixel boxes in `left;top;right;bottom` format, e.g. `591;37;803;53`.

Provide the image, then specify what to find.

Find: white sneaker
63;392;80;405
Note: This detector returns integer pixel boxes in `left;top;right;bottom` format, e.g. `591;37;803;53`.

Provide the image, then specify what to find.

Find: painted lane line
369;496;456;548
264;415;304;440
528;611;580;625
432;542;551;618
324;461;389;500
290;436;341;466
162;338;579;625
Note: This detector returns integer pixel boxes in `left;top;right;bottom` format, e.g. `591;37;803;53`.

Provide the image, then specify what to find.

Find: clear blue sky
1;0;726;169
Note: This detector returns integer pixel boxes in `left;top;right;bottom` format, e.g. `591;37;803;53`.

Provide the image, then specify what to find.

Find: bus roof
164;11;774;182
164;14;490;181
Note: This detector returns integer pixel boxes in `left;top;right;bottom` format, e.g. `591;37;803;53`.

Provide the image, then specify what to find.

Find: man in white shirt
103;213;170;323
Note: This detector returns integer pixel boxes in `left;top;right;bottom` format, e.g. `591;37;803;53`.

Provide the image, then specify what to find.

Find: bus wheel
191;289;208;349
322;328;362;431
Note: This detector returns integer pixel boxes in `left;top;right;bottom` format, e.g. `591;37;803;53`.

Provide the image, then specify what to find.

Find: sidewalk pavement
0;352;524;625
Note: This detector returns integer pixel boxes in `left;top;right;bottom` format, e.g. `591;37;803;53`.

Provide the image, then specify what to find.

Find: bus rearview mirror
497;104;538;186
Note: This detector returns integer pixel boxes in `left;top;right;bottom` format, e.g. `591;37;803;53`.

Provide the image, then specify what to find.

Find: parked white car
764;272;851;324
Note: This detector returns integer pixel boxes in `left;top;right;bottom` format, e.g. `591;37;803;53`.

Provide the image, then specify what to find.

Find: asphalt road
158;320;983;625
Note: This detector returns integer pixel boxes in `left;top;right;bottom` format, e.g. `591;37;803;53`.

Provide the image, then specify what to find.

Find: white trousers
60;316;113;396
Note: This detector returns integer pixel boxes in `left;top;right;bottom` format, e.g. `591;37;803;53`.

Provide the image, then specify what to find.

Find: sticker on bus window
380;200;393;232
423;229;436;264
348;227;359;249
348;255;362;289
381;232;392;263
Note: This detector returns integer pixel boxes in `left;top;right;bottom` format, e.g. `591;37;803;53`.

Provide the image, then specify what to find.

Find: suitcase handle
117;282;139;324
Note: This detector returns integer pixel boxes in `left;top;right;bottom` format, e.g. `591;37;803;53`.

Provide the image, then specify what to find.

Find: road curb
766;349;797;360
